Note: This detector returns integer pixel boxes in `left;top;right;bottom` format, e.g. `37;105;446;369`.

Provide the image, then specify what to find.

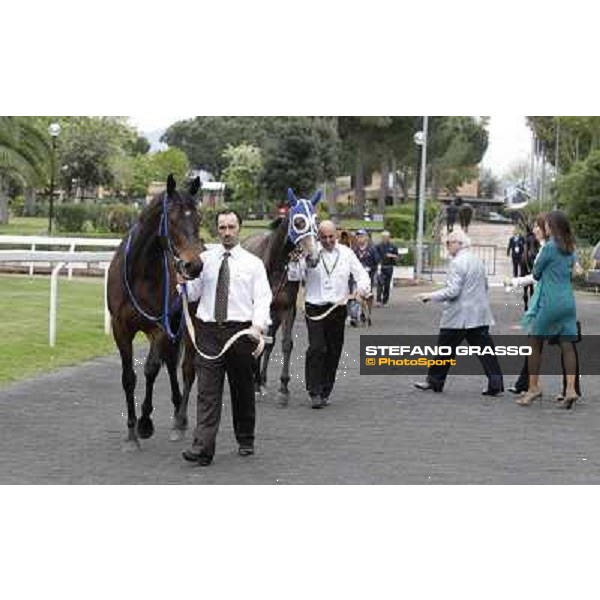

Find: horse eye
293;216;307;230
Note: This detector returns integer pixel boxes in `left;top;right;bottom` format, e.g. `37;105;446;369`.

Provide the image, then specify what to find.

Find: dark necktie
214;251;230;324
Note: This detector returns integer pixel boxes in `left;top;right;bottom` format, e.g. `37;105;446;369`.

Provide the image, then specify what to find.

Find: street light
48;122;61;234
413;117;429;280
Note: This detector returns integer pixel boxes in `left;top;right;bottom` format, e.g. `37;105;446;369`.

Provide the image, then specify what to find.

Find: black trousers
512;341;582;396
377;268;394;305
426;326;504;391
511;255;526;278
191;320;257;458
305;303;347;399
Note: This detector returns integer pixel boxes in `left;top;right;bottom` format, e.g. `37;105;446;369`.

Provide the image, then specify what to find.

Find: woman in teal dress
519;211;579;409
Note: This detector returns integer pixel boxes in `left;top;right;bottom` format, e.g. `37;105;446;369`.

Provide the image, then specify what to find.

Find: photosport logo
360;335;600;376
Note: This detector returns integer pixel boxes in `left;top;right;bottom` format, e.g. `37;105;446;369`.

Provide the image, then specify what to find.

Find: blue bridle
122;193;186;343
286;188;322;245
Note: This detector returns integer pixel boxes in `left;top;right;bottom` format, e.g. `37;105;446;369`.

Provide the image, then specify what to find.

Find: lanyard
320;249;340;278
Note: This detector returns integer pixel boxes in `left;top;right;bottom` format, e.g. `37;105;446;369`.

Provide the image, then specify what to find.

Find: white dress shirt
304;242;371;305
185;244;272;330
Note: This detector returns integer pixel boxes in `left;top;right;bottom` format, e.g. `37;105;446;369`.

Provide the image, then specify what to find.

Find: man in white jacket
414;230;504;396
304;221;371;408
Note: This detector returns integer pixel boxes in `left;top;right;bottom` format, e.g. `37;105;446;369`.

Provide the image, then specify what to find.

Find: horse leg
137;339;161;440
257;315;281;397
113;321;139;450
171;340;196;442
278;307;296;403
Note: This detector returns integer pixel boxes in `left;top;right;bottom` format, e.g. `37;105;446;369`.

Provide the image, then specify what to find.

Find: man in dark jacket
375;231;398;307
507;229;526;277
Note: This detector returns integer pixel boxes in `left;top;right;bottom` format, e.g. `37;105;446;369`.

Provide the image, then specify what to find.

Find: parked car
486;211;513;223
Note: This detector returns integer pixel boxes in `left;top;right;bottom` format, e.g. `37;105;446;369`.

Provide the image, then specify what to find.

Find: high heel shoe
516;390;543;406
560;395;578;410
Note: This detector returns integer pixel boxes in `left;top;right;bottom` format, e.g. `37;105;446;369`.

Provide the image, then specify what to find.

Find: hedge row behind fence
55;203;140;234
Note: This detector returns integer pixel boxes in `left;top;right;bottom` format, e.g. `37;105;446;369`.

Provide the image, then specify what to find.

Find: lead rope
180;285;271;360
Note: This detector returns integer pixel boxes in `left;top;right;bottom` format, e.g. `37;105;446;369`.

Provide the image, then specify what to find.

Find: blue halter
122;193;185;342
286;188;322;245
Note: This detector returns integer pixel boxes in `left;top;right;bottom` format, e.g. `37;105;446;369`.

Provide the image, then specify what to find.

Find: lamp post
414;117;429;280
48;122;61;234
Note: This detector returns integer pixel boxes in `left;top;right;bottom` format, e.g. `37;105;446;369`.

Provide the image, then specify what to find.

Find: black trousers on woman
305;303;347;399
190;320;257;459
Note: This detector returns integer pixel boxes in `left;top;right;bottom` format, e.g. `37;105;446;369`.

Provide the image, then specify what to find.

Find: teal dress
521;238;577;340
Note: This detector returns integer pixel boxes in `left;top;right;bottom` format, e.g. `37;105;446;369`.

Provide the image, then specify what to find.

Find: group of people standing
176;206;583;469
177;213;381;466
415;210;581;410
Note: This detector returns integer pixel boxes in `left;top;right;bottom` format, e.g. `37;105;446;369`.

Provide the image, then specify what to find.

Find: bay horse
242;188;321;403
107;174;204;450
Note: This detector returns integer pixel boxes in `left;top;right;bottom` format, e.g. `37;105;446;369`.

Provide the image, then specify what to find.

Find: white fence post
29;243;36;276
49;262;65;347
67;242;76;279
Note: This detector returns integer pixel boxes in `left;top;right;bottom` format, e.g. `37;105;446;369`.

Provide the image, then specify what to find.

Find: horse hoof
137;417;155;440
169;429;186;442
122;439;141;453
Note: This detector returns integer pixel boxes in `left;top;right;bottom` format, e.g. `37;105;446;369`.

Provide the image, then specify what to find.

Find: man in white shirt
304;221;371;409
180;210;272;466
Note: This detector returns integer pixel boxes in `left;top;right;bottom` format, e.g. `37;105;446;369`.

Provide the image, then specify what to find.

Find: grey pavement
1;283;600;484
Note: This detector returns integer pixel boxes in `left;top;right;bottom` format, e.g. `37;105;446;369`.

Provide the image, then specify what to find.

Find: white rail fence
0;236;121;347
0;235;121;278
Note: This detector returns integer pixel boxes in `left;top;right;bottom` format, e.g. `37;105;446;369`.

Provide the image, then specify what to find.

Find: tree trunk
326;180;338;221
24;187;36;216
378;159;389;213
0;177;9;225
354;153;365;218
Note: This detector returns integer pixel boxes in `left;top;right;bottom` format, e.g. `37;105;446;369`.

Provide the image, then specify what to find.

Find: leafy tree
479;168;501;199
555;149;600;245
56;117;140;198
222;143;263;214
260;119;333;202
527;116;600;173
0;117;50;224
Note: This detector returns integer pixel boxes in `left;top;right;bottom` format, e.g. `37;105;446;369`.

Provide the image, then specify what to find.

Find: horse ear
310;189;323;206
167;174;176;195
189;176;201;197
287;188;298;207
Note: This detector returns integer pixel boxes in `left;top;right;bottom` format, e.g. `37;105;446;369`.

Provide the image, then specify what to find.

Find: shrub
383;214;413;239
55;204;89;233
9;196;25;217
97;204;139;234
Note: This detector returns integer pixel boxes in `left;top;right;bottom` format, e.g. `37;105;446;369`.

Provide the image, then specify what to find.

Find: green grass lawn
0;274;121;387
0;217;49;236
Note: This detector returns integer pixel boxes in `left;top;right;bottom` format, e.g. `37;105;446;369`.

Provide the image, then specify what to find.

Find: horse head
286;187;321;263
161;174;205;280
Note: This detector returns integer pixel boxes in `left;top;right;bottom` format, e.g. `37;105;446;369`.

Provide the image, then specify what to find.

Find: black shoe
182;450;212;466
482;389;503;397
350;320;358;327
238;446;255;457
413;381;443;393
507;386;526;395
310;394;324;409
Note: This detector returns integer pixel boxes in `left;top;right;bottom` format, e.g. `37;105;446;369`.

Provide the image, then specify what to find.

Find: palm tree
0;117;51;224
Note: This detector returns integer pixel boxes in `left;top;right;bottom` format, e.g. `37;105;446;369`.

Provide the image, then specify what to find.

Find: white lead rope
305;292;372;321
181;290;271;360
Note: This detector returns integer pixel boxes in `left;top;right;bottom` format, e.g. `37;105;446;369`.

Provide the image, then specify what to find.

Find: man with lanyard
304;221;371;409
179;209;272;466
507;228;526;278
375;230;399;307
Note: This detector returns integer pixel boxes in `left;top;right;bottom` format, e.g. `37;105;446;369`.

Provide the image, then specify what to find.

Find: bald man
303;221;371;408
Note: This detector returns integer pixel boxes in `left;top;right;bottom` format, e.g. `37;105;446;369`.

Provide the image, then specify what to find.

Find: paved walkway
2;274;599;483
